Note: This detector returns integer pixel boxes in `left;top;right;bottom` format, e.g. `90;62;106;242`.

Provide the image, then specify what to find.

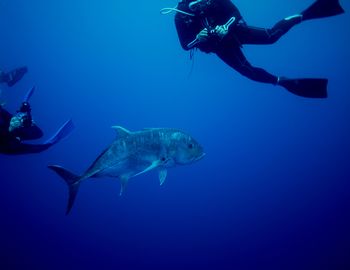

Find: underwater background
1;0;350;269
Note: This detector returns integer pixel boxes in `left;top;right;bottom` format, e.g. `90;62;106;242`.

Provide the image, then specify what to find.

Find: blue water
1;0;350;269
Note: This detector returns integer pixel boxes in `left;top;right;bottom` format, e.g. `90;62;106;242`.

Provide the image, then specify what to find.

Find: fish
48;126;205;214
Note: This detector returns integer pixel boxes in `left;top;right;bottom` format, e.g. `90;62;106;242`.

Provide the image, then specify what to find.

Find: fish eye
188;143;194;149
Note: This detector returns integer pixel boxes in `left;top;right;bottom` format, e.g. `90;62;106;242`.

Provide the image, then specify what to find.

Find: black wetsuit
175;0;302;85
0;106;50;155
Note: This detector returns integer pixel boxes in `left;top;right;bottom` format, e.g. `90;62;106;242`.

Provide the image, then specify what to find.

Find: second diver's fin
48;165;81;215
44;119;75;145
23;86;35;103
278;78;328;98
301;0;344;21
6;66;28;87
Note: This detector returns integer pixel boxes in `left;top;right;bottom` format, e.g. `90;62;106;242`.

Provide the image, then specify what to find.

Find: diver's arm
207;0;241;41
175;14;197;51
213;0;243;26
195;28;209;43
175;14;201;50
174;1;202;50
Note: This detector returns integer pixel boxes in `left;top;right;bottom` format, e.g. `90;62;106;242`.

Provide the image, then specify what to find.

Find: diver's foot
301;0;345;21
284;14;303;22
277;77;328;98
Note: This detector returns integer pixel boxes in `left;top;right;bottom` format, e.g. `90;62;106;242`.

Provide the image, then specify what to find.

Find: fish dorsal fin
159;169;167;186
112;126;131;138
143;128;160;130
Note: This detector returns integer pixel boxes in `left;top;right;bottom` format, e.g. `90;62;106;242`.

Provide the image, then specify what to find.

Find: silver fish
48;126;205;214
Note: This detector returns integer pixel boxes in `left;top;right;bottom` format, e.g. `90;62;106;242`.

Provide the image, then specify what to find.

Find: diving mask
188;0;212;13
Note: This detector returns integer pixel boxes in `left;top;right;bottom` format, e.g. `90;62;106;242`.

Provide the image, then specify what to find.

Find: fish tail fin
48;165;80;215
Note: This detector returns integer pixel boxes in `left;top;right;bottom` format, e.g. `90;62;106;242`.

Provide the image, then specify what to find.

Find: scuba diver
0;86;74;155
162;0;345;98
0;66;28;87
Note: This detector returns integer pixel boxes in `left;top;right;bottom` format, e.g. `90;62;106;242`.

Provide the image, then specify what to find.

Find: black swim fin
302;0;344;21
44;119;75;145
23;86;35;103
6;66;28;87
278;78;328;98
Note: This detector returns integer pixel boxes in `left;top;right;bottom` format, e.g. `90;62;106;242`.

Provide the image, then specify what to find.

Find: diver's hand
196;28;209;43
214;25;229;40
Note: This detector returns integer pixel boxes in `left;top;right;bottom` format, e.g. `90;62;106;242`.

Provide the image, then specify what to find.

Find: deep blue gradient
1;1;350;269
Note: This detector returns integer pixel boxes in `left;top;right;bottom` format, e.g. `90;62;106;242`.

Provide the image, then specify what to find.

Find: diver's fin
47;165;81;215
44;119;75;145
159;169;168;186
6;66;28;87
278;78;328;98
301;0;344;21
23;86;35;103
112;126;131;138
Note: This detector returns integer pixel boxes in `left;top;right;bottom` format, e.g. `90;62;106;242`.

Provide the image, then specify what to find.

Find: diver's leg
2;120;74;155
235;16;302;45
235;0;344;45
18;143;51;154
13;125;44;140
215;46;328;98
0;138;52;155
216;45;278;84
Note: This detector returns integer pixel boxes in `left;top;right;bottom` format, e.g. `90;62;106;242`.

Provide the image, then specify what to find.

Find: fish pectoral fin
133;160;161;177
119;176;129;196
159;169;168;186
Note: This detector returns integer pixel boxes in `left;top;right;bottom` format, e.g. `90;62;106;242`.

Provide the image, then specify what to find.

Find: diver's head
188;0;211;13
